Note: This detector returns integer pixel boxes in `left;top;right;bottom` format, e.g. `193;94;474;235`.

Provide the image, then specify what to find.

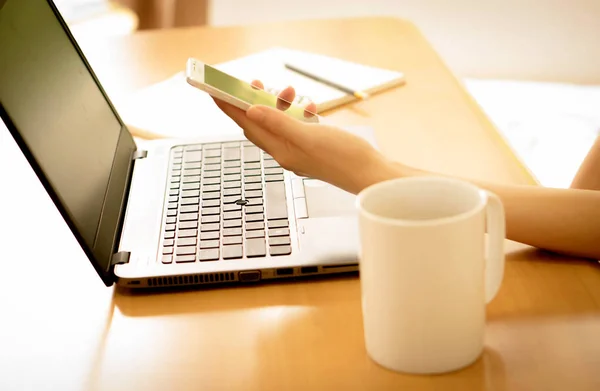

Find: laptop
0;0;361;288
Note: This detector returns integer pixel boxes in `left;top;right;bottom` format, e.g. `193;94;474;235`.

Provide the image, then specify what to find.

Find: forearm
370;160;600;260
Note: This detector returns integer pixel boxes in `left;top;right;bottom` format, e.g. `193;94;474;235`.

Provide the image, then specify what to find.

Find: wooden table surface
1;17;600;391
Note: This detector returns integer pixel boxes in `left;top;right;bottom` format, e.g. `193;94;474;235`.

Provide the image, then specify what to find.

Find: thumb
246;105;305;143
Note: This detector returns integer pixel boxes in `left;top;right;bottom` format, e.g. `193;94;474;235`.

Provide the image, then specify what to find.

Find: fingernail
246;106;266;122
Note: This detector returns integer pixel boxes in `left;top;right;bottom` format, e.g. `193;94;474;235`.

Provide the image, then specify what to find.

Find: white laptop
0;0;362;288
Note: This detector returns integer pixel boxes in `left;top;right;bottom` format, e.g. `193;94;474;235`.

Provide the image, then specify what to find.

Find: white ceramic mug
356;176;505;374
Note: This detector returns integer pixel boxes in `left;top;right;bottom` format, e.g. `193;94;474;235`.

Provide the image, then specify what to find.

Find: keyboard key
269;236;291;246
161;255;173;264
175;255;196;263
178;221;198;230
199;249;220;261
223;148;241;161
224;174;241;182
268;220;289;229
244;183;262;191
264;167;284;175
265;182;287;220
246;221;264;231
264;160;280;168
172;157;183;164
223;228;242;236
203;177;221;185
245;190;263;198
201;207;220;216
204;149;221;158
181;189;200;198
165;223;176;231
223;167;241;175
170;176;181;183
164;231;175;239
242;140;255;147
176;246;196;255
167;209;177;217
182;176;201;183
268;228;290;237
171;170;182;177
263;153;274;160
168;196;178;203
223;211;242;220
246;213;264;222
183;169;201;177
270;245;292;256
245;162;261;170
166;217;176;224
200;240;220;249
223;195;242;204
223;188;241;197
169;182;180;190
223;141;240;148
265;174;284;182
224;160;241;168
202;192;221;200
223;236;242;245
244;169;261;177
178;229;197;238
169;189;179;197
179;212;199;221
247;198;263;206
204;163;221;171
245;205;263;214
184;144;202;151
243;146;260;163
204;157;221;165
223;204;242;212
223;219;242;228
201;223;220;232
246;238;266;257
177;237;197;247
223;245;243;259
184;151;202;163
202;199;220;208
203;143;221;150
180;204;199;213
200;231;219;240
162;247;173;255
223;180;241;189
201;214;220;224
183;161;201;170
203;170;221;178
182;182;200;191
244;176;261;184
181;197;200;205
203;184;220;193
246;230;265;239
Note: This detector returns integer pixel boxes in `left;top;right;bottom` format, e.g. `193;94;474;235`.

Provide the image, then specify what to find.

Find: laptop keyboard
160;141;292;264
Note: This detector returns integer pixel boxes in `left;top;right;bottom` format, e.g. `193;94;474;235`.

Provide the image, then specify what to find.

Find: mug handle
483;191;506;304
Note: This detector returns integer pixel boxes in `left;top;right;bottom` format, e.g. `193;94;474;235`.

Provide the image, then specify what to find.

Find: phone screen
203;64;317;122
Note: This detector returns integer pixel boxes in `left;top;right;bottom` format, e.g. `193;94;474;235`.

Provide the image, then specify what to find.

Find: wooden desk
2;17;600;391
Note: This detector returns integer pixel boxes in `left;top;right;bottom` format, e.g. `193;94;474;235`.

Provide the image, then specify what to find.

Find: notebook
215;47;405;113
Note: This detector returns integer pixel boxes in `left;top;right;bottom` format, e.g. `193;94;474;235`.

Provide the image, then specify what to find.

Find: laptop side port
238;270;261;282
276;268;294;276
300;266;318;274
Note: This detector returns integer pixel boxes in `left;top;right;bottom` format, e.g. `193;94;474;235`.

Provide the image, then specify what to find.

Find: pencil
283;63;370;100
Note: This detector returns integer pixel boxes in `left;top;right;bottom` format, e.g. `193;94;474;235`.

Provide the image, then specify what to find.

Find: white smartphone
185;58;318;123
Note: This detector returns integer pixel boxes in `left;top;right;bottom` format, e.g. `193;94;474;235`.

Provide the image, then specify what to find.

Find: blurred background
54;0;600;187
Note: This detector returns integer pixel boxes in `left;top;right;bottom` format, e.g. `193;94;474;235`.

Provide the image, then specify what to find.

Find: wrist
353;155;418;194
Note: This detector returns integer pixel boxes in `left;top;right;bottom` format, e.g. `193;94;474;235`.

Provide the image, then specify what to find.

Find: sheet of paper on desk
113;71;242;139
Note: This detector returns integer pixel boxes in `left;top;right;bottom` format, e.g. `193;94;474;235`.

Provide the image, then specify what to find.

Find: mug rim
356;176;488;226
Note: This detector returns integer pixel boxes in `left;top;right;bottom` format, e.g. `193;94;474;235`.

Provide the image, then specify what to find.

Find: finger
246;105;309;145
304;101;318;119
276;86;295;111
251;79;264;90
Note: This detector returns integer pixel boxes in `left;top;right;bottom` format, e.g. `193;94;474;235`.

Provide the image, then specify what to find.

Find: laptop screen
0;0;136;285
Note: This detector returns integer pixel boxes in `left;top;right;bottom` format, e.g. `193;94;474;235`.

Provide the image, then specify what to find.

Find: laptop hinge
132;150;148;160
111;251;131;266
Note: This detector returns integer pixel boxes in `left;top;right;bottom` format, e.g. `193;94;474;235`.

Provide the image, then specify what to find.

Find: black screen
0;0;136;285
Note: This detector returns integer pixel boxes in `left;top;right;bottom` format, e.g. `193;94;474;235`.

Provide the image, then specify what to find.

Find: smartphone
185;58;318;123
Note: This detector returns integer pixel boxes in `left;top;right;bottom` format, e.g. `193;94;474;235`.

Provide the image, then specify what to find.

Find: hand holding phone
185;58;318;123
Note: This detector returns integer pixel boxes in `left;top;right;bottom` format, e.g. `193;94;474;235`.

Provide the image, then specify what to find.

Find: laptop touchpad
303;179;357;218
